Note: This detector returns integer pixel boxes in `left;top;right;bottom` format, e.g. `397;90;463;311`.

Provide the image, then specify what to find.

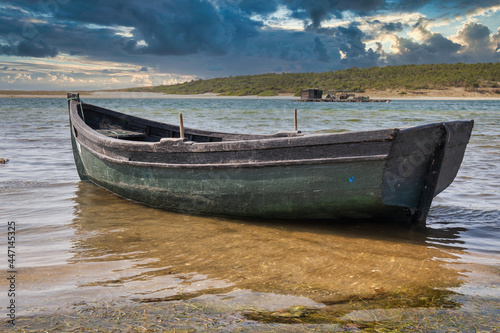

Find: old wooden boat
68;92;473;225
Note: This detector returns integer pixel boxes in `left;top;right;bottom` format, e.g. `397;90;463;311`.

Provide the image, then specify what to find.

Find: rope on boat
67;96;85;122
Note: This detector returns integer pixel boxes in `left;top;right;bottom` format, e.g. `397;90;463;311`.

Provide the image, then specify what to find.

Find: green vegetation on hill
129;63;500;96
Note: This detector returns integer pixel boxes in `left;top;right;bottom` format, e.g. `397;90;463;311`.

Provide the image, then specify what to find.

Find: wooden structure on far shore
299;89;391;103
301;89;323;100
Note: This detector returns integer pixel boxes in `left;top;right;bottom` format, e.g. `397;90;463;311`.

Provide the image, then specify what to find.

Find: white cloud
0;73;31;84
253;5;303;31
59;74;75;82
464;4;500;19
451;22;498;57
131;75;152;86
114;26;134;38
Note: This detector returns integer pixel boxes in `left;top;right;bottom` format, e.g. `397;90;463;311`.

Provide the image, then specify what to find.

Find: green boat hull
73;135;392;219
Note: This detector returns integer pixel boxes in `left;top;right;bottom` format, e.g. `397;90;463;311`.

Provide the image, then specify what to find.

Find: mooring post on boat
294;108;298;132
179;113;184;139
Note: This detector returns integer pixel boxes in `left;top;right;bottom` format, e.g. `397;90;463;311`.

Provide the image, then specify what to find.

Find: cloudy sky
0;0;499;90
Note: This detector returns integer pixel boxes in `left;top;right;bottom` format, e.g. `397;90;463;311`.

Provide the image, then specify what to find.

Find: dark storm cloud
313;37;330;62
0;0;263;57
493;28;500;53
284;0;386;28
0;39;58;57
332;24;368;59
453;23;500;62
236;0;280;15
280;0;496;29
0;0;404;58
387;20;463;65
0;0;498;80
389;36;458;64
0;0;466;61
375;21;405;33
118;0;262;56
328;24;383;67
0;8;58;57
455;22;492;51
392;0;432;12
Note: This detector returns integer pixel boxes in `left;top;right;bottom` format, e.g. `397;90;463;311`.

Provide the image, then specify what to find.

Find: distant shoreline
1;89;499;100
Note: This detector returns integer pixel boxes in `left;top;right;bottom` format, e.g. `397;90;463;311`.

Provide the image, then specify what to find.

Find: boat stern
381;120;473;225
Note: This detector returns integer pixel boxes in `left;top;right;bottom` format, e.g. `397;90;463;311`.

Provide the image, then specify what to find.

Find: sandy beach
1;87;499;100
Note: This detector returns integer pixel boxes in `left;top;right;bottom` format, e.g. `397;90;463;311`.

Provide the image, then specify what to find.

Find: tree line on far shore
128;62;500;96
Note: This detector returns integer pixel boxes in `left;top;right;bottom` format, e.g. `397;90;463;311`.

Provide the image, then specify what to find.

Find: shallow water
0;97;499;330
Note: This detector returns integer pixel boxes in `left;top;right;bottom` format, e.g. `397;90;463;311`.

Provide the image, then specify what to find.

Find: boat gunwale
69;99;398;154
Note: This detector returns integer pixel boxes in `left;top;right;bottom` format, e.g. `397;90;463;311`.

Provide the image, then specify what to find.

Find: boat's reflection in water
68;181;468;306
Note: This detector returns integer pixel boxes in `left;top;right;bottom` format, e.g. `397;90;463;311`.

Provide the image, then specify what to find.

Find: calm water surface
0;97;499;328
